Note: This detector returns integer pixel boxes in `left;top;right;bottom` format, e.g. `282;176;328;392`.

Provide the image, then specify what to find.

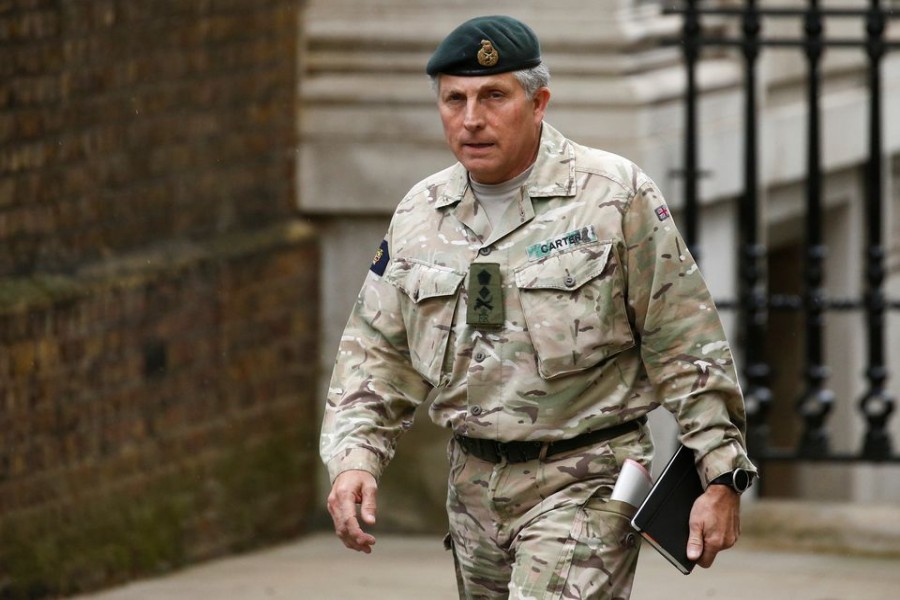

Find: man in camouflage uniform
321;15;757;600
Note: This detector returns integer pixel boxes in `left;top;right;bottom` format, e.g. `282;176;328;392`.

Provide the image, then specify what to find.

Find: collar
435;122;577;209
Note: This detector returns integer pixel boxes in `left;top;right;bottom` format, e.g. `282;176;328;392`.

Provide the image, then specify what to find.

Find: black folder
630;444;703;574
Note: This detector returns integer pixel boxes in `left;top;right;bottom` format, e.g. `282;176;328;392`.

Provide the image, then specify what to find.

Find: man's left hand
685;484;741;568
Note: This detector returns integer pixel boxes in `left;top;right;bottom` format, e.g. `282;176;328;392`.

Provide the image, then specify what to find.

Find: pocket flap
386;259;465;302
515;243;612;291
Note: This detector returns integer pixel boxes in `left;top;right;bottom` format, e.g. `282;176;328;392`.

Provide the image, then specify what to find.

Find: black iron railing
666;0;900;463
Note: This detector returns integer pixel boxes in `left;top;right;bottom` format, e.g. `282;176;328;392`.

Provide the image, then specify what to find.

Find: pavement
73;530;900;600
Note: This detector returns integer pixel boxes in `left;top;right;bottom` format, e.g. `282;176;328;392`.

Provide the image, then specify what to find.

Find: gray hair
430;63;551;99
512;63;551;99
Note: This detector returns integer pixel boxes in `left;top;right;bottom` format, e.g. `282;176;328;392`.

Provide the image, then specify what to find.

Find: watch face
733;469;752;492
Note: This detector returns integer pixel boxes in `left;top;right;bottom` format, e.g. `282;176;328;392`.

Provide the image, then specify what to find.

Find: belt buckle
477;438;503;464
493;440;509;463
500;441;532;463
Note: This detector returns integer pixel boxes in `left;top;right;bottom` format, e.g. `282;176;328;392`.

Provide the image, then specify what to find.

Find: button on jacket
321;123;756;486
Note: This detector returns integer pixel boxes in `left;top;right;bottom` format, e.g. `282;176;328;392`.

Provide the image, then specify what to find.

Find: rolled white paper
611;458;653;507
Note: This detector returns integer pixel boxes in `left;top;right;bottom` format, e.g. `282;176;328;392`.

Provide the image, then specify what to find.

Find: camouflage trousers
445;425;653;600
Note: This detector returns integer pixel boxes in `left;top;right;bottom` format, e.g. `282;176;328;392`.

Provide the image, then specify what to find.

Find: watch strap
710;469;754;494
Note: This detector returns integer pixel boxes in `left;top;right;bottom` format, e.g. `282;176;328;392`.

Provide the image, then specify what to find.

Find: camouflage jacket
320;123;756;486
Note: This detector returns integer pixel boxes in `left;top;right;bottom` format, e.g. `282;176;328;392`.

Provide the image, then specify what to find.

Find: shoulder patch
370;239;390;276
655;205;671;222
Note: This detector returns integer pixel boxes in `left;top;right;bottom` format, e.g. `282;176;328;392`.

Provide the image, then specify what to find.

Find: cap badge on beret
477;40;499;67
425;15;541;77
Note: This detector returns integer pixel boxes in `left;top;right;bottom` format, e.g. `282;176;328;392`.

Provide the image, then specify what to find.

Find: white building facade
300;0;900;530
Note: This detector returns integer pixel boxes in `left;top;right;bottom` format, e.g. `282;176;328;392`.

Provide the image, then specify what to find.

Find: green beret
426;15;542;77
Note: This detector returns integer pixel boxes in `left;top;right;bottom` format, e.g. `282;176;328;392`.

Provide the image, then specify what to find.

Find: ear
531;87;551;122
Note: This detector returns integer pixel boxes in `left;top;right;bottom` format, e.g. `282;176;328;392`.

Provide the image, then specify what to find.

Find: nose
463;99;484;131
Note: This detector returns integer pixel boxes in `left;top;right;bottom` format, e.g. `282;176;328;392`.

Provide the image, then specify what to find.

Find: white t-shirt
469;165;534;234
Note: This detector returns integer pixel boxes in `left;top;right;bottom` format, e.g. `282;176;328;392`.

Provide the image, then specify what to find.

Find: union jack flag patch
655;206;671;222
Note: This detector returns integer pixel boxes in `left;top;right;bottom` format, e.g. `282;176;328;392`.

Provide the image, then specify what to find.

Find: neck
469;165;533;196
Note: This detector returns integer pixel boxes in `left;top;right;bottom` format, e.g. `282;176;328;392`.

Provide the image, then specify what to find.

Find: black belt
454;417;645;464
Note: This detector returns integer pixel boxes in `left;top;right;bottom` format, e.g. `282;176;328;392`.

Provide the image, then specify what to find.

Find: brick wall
1;0;299;275
0;1;316;597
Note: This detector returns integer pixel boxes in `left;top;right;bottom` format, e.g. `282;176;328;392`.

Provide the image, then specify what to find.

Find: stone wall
1;0;299;274
0;1;316;597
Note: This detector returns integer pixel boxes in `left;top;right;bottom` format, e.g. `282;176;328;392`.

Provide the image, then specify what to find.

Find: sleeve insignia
370;239;390;276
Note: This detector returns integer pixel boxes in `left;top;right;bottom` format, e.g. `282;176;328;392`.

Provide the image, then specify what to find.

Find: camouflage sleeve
319;233;432;484
623;174;757;486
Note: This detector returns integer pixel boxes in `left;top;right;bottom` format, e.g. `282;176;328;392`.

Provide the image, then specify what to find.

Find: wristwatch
709;468;754;495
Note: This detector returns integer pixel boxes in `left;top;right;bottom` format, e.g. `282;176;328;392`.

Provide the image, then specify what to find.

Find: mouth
462;142;494;151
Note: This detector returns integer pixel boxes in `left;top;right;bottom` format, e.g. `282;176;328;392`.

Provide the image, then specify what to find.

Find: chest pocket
385;258;465;385
514;242;634;379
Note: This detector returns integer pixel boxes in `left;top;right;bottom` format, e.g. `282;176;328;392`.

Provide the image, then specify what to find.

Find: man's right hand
326;469;378;553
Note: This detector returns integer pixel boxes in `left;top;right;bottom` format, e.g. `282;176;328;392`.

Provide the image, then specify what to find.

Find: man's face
437;72;550;185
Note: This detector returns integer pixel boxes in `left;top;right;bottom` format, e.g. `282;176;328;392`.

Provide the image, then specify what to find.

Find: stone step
743;499;900;558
